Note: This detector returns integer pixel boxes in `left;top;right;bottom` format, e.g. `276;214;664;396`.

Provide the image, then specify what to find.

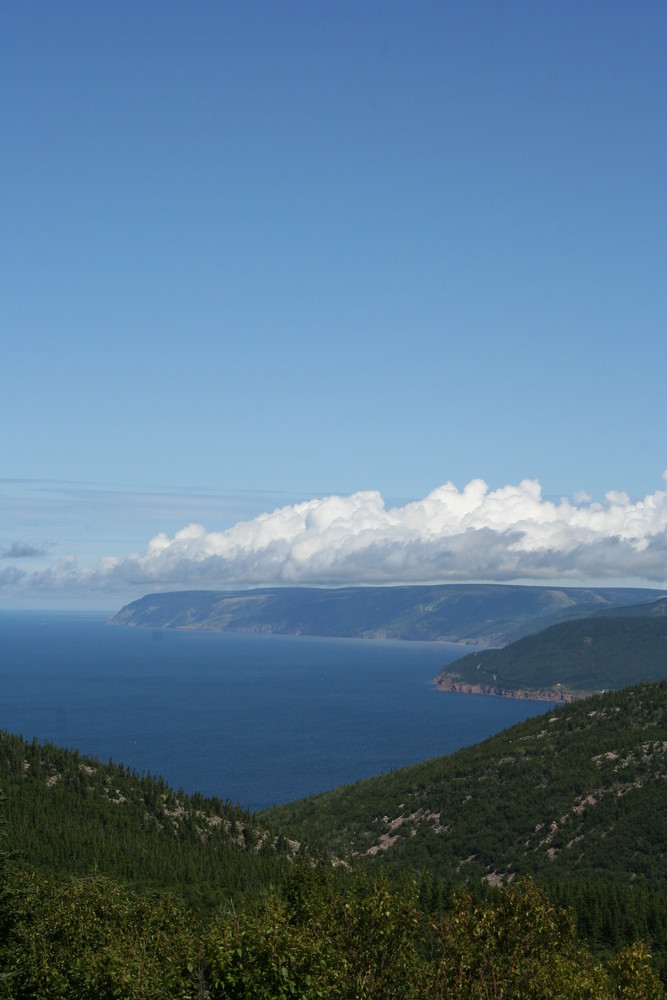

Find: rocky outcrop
433;673;586;703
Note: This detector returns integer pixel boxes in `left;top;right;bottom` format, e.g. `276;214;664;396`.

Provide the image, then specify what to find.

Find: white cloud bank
6;474;667;598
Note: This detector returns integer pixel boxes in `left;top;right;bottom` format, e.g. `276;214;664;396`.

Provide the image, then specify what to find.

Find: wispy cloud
4;474;667;599
1;541;48;559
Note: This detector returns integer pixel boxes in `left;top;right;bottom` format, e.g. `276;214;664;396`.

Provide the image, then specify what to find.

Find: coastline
433;673;587;704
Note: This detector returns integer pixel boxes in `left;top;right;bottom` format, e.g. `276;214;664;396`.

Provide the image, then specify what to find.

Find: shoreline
433;674;588;704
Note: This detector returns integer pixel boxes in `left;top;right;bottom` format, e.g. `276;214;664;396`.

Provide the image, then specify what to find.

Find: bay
0;611;552;811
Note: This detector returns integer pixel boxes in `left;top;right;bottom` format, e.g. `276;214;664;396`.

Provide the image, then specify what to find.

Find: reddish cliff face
433;674;585;703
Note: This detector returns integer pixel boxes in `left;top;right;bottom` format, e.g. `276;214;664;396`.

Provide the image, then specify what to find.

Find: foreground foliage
1;862;664;999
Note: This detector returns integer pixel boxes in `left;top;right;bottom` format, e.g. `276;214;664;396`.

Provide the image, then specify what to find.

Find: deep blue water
0;612;553;811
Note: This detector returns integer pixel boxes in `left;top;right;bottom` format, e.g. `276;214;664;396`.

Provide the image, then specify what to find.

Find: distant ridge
112;584;667;646
592;595;667;618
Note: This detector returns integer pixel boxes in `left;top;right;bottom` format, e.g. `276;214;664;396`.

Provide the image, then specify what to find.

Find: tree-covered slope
262;681;667;891
112;584;666;645
593;596;667;619
435;611;667;699
0;732;294;912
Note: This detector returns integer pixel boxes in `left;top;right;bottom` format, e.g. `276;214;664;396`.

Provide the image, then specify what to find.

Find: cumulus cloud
6;474;667;596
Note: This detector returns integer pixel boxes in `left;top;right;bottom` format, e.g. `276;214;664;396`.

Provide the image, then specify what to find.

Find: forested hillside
0;732;294;913
435;610;667;699
263;682;667;888
264;682;667;976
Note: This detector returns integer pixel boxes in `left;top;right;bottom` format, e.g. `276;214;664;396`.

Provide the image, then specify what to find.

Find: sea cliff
433;673;585;703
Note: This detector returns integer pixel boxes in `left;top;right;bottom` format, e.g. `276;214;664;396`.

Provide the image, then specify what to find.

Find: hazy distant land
112;583;666;646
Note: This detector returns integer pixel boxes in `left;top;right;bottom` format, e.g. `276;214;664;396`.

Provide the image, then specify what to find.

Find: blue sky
2;1;666;608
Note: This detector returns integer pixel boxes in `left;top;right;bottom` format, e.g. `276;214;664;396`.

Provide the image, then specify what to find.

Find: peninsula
434;597;667;700
112;583;665;647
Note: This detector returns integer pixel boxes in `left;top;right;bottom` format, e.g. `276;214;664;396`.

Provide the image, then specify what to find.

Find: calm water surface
0;612;552;810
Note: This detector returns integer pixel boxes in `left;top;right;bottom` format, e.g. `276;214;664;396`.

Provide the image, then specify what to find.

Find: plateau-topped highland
113;583;666;646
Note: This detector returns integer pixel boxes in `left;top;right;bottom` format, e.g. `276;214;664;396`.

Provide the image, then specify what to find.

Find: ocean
0;611;553;811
